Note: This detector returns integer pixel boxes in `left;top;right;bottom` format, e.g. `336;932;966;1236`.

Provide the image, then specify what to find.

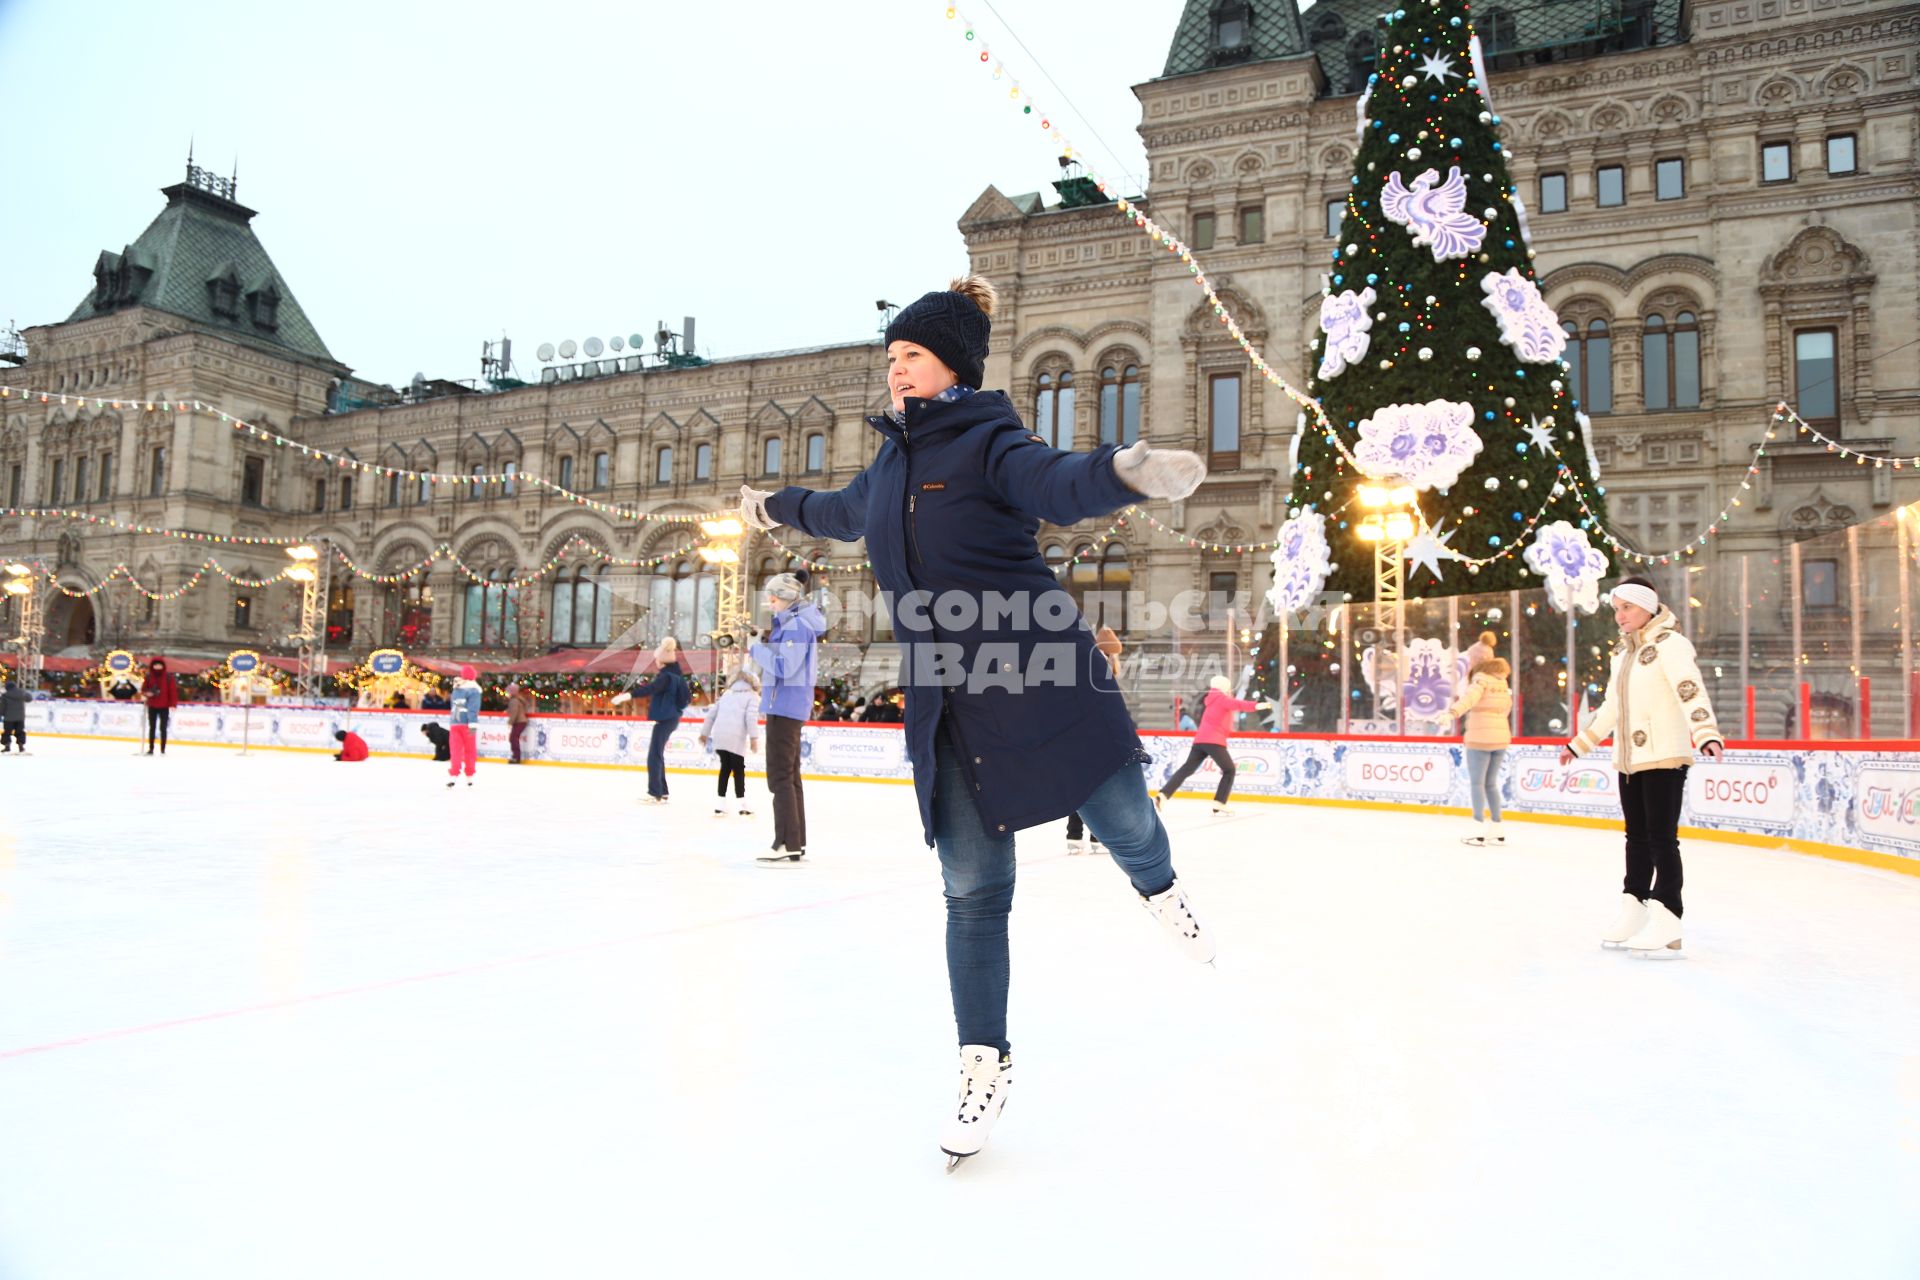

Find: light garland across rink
0;384;732;526
1776;401;1920;469
941;7;1362;477
1;506;309;545
42;556;298;602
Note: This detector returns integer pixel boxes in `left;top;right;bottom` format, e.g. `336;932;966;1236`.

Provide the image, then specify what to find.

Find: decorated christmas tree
1281;0;1611;602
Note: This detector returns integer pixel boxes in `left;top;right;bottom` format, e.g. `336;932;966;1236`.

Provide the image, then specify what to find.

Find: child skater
1449;656;1512;845
701;666;762;816
1157;675;1270;814
739;274;1213;1169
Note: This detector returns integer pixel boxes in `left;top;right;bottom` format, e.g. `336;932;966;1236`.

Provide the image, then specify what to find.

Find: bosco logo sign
1342;748;1451;799
1687;756;1794;832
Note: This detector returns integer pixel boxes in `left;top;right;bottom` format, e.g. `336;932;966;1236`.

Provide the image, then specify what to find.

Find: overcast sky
0;0;1190;390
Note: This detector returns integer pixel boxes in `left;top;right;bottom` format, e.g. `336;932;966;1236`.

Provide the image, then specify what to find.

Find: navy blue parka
765;390;1144;845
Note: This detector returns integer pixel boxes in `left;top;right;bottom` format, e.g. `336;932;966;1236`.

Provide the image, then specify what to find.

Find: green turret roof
1161;0;1308;78
69;167;339;368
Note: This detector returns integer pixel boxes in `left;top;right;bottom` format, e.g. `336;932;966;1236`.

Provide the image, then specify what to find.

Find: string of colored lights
1777;401;1920;468
757;529;870;573
0;384;733;525
0;506;309;544
941;7;1361;476
1543;414;1778;566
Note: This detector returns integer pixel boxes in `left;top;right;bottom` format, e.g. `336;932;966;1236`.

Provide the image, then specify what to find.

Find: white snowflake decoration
1468;32;1493;106
1267;508;1334;615
1479;269;1568;364
1511;185;1534;250
1380;166;1486;261
1524;520;1610;614
1418;51;1458;83
1317;286;1377;379
1576;411;1602;480
1353;399;1485;492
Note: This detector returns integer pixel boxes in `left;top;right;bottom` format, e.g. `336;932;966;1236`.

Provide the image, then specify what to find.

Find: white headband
1611;583;1659;614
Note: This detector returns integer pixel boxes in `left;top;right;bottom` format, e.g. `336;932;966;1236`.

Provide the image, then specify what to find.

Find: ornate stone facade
0;0;1913;731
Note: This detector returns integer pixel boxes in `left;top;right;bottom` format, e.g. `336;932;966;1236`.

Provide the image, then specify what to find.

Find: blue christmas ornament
1483;411;1496;421
1366;273;1379;284
1489;536;1503;546
1398;322;1411;333
1451;139;1463;149
1492;142;1503;152
1505;239;1515;247
1512;512;1524;522
1449;15;1461;23
1389;133;1400;143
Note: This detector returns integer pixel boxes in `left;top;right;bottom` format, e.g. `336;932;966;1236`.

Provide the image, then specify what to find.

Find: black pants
146;707;170;753
1162;743;1236;804
1;722;22;751
716;750;746;798
1620;766;1687;917
765;714;806;851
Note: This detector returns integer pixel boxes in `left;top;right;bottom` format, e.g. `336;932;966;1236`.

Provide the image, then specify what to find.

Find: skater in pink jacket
1157;675;1270;812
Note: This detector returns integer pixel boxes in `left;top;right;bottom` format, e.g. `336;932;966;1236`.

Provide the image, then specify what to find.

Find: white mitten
611;691;633;706
1113;441;1206;500
739;484;779;531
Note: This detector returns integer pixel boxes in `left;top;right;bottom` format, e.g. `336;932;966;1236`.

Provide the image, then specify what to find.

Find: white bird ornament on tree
1379;165;1487;262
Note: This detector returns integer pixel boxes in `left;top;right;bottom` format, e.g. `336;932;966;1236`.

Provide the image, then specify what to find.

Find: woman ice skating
1560;576;1724;954
614;638;691;802
738;273;1213;1170
1066;626;1123;854
1157;676;1270;814
332;728;370;763
748;571;825;863
701;666;762;816
446;665;481;788
1449;656;1512;845
143;658;179;755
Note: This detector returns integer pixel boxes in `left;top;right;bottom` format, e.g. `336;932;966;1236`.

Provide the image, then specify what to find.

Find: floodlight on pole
3;562;43;692
285;541;329;702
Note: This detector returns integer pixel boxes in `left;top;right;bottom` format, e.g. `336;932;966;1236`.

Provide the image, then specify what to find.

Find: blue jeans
647;720;676;797
932;721;1175;1055
1465;747;1505;822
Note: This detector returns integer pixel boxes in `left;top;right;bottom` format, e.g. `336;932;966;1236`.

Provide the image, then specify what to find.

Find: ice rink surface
1;738;1917;1279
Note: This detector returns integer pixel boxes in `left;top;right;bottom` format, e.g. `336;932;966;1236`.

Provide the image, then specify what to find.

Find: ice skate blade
1630;941;1684;959
1600;940;1629;949
945;1153;969;1173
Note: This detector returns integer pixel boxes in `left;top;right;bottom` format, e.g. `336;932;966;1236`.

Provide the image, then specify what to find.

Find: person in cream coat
1560;576;1725;954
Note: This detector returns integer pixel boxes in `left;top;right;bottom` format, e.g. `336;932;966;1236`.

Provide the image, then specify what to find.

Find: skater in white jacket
1560;577;1724;954
700;668;762;816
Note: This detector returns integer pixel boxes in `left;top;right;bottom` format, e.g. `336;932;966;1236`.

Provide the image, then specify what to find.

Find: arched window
387;471;401;507
1033;370;1074;449
468;464;484;500
695;442;713;480
557;454;575;491
762;437;782;476
550;569;574;645
383;578;432;647
1562;318;1614;415
805;433;825;474
550;563;611;646
656;445;674;485
1642;311;1700;410
1099;364;1142;446
502;461;518;496
463;565;519;648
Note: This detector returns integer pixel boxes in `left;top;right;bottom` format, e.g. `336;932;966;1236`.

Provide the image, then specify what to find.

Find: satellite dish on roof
536;342;556;363
584;337;604;358
609;336;625;352
629;333;647;351
559;339;577;359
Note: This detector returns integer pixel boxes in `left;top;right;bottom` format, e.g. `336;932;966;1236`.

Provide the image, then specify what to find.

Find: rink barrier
23;703;1918;875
